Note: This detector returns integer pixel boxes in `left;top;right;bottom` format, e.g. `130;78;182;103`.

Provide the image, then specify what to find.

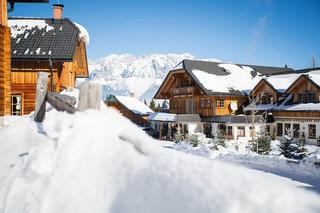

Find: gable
154;69;205;99
74;40;89;78
285;75;320;94
251;79;279;96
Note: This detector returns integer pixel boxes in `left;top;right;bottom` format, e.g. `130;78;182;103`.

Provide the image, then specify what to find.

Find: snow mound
0;109;320;212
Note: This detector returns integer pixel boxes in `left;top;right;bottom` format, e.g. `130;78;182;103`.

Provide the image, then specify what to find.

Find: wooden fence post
78;82;102;111
34;72;48;122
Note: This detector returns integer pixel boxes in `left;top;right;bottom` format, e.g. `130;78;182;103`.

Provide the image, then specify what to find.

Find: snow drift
0;107;320;212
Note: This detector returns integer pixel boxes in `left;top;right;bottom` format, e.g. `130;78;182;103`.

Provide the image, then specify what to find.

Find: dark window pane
277;123;283;136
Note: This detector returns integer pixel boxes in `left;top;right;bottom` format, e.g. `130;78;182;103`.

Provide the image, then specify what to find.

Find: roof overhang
176;114;201;123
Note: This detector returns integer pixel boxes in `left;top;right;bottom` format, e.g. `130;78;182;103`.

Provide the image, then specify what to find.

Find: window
299;93;305;103
293;123;300;138
205;98;210;108
11;95;22;116
185;99;197;114
309;124;316;139
262;93;273;104
227;126;233;136
307;92;316;103
200;98;204;108
277;123;283;136
218;124;227;134
237;127;245;137
219;99;225;108
284;123;291;135
214;100;218;108
249;126;255;137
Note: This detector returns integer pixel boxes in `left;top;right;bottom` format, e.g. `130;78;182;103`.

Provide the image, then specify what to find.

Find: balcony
172;86;195;96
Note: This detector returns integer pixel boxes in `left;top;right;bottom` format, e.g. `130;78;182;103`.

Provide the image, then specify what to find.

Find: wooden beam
0;0;8;27
47;92;76;114
78;82;102;111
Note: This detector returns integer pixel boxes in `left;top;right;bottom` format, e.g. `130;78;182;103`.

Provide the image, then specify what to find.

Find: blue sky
10;0;320;69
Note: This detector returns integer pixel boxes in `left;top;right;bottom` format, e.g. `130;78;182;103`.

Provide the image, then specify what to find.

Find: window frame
276;123;283;137
308;124;317;139
219;99;225;109
292;123;300;138
11;94;23;116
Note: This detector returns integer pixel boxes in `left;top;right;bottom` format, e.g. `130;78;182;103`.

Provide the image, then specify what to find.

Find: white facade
274;117;320;145
211;123;273;140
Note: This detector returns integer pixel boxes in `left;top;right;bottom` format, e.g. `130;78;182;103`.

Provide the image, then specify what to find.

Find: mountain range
88;53;220;101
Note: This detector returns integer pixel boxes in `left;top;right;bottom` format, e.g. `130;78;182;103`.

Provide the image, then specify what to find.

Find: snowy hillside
88;53;220;101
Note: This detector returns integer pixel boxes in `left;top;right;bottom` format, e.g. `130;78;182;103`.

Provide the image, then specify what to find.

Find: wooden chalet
7;4;89;115
154;59;293;137
247;69;320;144
1;0;50;121
107;95;154;127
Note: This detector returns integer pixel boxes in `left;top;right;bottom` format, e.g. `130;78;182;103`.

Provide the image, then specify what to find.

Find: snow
265;74;300;90
115;95;154;115
148;112;176;122
74;22;90;45
88;53;201;101
192;63;262;93
1;105;320;212
35;48;41;55
8;19;54;39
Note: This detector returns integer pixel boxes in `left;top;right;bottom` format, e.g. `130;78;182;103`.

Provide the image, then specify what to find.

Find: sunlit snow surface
0;103;320;212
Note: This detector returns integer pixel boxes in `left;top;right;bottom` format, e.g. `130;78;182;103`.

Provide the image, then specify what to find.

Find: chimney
53;4;64;19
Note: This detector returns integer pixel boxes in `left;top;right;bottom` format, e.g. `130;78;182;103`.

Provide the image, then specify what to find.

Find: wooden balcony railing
172;86;195;95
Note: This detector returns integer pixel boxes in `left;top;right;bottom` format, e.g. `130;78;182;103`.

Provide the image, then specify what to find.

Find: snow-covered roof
181;60;295;96
148;112;176;122
74;22;90;45
192;64;262;95
245;94;320;112
115;95;154;115
9;17;88;61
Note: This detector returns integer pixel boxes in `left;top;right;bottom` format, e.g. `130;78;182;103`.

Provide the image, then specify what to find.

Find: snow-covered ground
1;102;320;212
165;138;320;194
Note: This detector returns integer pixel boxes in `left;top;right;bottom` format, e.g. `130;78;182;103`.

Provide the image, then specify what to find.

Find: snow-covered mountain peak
88;53;219;101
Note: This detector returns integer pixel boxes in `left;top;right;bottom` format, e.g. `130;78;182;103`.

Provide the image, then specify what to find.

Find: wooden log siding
169;95;246;116
0;25;11;116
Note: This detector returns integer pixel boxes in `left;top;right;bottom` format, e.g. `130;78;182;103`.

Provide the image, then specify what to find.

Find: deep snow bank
0;109;320;213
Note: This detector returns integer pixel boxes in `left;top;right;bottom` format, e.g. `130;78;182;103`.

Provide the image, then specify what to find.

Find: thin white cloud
246;16;268;62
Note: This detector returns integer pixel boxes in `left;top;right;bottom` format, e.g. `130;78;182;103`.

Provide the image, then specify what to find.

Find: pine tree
250;129;271;155
149;99;157;111
278;132;307;160
211;129;226;150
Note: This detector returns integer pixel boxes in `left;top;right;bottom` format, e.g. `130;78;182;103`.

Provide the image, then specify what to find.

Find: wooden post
34;72;48;122
0;0;8;27
0;0;11;125
78;82;102;111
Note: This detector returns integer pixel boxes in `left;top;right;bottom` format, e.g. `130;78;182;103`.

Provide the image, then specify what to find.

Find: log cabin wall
164;70;247;116
0;25;11;116
170;95;246;116
107;101;149;126
11;61;62;115
272;111;320;118
288;77;320;104
251;80;279;103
